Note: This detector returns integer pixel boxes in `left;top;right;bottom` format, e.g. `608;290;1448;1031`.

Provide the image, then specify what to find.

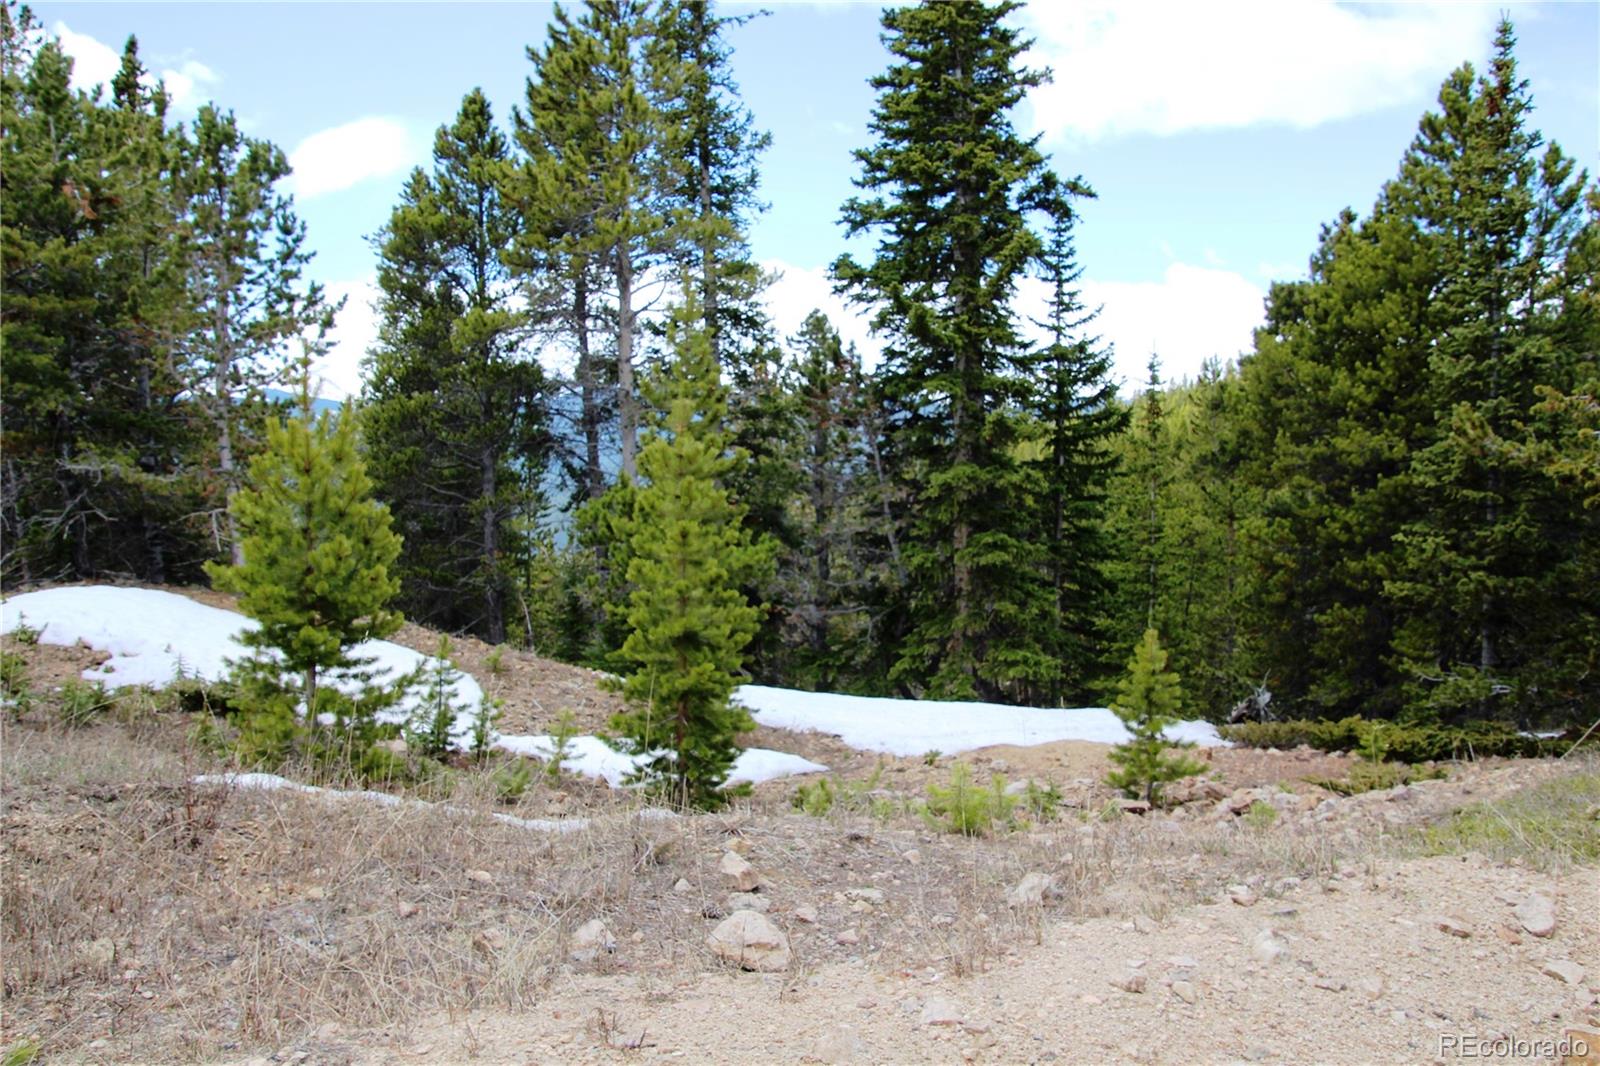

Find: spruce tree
1105;628;1203;804
1029;203;1127;704
207;360;405;764
1385;20;1593;721
835;0;1060;701
610;302;768;808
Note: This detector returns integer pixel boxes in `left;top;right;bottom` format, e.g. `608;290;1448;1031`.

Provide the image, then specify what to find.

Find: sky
38;1;1600;399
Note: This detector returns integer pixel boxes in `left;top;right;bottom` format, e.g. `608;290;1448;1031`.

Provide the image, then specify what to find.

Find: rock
1515;893;1557;938
78;937;115;969
902;849;922;865
719;851;761;892
1132;915;1159;935
836;928;861;946
707;910;791;972
466;869;495;886
1496;924;1524;945
1313;976;1346;992
1543;960;1586;986
473;928;508;954
570;919;616;963
845;887;885;906
727;892;770;914
811;1025;865;1064
673;878;693;893
1228;884;1258;907
1079;993;1103;1006
303;885;327;901
1561;1028;1600;1066
1165;955;1199;971
1110;972;1148;994
794;904;819;924
1435;915;1473;938
395;900;419;919
1251;932;1288;965
1356;975;1386;1001
1171;980;1198;1004
920;996;964;1026
1116;798;1152;815
1007;872;1056;909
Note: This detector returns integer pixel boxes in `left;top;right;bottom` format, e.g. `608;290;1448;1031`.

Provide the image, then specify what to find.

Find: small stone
836;928;861;946
466;869;494;886
304;885;327;901
1313;976;1346;992
1228;884;1258;907
1515;893;1557;938
812;1025;865;1064
1496;924;1524;945
395;900;419;918
1007;872;1056;909
1252;932;1288;965
1435;915;1473;938
920;996;964;1026
1542;960;1586;986
673;878;693;893
1132;915;1158;934
1166;955;1200;971
707;910;791;972
1171;980;1198;1004
727;892;770;913
845;887;885;906
794;904;819;924
903;849;922;865
1110;972;1148;994
1356;975;1386;1001
1079;994;1103;1006
1116;798;1152;815
719;851;761;892
473;928;509;953
569;919;616;963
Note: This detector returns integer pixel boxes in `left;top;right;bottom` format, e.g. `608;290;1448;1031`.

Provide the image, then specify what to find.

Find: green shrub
544;710;580;783
55;678;112;729
1018;779;1063;822
793;776;835;816
1310;761;1449;796
493;759;533;804
3;1039;41;1066
923;764;1016;836
792;764;890;820
407;637;470;760
7;613;41;645
1243;800;1278;829
1419;771;1600;867
485;646;506;675
1220;716;1579;762
470;696;502;763
1;651;33;720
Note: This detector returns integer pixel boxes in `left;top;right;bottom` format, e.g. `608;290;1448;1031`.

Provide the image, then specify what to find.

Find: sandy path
332;855;1598;1065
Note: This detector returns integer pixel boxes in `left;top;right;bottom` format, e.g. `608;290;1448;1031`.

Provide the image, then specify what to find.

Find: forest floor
2;587;1598;1064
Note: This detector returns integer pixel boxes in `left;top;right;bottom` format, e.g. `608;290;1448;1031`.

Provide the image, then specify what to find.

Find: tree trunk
481;442;505;645
617;250;638;481
213;283;243;566
575;272;603;502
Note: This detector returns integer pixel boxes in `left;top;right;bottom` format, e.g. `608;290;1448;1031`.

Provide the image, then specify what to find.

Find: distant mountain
262;388;343;417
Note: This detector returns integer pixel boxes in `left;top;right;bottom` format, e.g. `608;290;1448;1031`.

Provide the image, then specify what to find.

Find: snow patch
493;733;827;787
733;684;1229;757
1;586;482;741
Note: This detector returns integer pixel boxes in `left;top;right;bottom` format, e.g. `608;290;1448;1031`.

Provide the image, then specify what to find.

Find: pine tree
835;0;1060;701
177;104;333;563
1105;628;1203;804
609;302;768;808
364;88;548;644
207;359;405;765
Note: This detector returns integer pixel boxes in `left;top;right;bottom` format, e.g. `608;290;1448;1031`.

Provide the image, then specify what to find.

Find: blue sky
41;1;1599;398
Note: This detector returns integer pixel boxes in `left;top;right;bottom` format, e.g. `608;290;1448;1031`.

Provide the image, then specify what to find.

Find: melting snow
733;684;1228;757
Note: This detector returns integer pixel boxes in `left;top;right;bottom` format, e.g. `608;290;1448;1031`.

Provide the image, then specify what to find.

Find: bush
493;760;533;804
54;679;112;729
1220;716;1581;762
923;764;1016;836
407;637;470;760
1;651;33;720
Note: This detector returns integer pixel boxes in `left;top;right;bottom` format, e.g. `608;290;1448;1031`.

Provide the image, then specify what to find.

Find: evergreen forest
4;0;1597;748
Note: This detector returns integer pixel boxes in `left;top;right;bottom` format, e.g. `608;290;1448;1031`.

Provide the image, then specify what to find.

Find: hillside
2;585;1597;1063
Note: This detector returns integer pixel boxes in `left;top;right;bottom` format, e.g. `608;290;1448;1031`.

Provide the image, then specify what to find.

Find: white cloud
1020;1;1501;142
287;117;416;201
313;277;381;401
760;258;880;366
760;257;1265;391
1072;263;1266;389
53;22;219;116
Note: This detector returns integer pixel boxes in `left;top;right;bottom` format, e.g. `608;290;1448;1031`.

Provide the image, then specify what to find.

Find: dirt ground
4;585;1598;1064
